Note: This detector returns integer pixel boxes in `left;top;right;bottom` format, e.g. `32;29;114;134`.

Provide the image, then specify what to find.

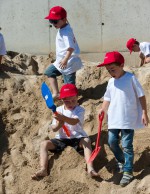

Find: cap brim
44;16;62;20
60;93;78;99
44;16;50;19
97;63;108;67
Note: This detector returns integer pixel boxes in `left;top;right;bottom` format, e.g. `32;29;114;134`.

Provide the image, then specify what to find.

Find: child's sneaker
116;162;124;173
120;172;133;187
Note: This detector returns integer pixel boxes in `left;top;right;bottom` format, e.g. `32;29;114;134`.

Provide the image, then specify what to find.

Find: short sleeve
132;75;145;98
73;107;85;125
140;42;150;56
144;44;150;56
62;30;77;50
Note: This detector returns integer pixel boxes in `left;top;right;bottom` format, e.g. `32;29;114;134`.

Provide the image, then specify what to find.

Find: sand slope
0;53;150;194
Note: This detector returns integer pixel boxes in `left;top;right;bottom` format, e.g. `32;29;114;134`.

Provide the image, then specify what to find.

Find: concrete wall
0;0;50;54
0;0;150;55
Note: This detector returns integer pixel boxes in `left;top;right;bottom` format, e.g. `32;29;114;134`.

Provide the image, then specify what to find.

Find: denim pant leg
63;72;76;84
44;64;62;78
121;129;134;173
108;129;125;163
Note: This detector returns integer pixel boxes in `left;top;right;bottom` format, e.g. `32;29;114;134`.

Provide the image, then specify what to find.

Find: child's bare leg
49;77;59;98
80;138;98;177
32;140;55;179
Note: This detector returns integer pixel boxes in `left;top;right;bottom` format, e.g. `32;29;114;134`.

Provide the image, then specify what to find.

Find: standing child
0;31;6;65
44;6;83;99
97;51;149;187
32;84;98;179
126;38;150;67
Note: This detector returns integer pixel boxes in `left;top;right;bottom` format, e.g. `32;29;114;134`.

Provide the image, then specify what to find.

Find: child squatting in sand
126;38;150;67
32;84;98;179
98;51;149;187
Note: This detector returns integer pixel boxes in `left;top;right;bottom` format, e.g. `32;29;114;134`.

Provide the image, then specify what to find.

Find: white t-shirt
53;24;83;75
139;42;150;56
0;33;6;55
52;105;88;139
104;72;145;130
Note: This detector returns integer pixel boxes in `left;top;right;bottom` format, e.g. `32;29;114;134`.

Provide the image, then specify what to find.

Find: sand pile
0;53;150;194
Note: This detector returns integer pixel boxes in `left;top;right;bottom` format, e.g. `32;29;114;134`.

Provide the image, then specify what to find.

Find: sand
0;52;150;194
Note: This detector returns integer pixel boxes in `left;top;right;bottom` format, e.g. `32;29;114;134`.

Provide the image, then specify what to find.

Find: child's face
105;63;125;79
51;18;67;29
62;96;78;110
132;44;140;52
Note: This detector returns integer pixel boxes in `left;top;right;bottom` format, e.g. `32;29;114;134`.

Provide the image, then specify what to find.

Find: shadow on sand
0;113;9;165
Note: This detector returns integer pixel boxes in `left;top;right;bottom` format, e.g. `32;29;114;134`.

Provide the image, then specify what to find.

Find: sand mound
0;53;150;194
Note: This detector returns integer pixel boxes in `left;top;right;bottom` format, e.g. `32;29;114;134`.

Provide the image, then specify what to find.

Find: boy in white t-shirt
0;32;6;65
126;38;150;67
44;6;83;99
97;51;149;187
32;84;98;180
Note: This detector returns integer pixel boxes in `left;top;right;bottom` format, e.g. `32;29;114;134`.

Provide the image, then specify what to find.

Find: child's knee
84;137;91;143
80;137;91;148
108;139;118;150
139;52;145;59
40;140;50;149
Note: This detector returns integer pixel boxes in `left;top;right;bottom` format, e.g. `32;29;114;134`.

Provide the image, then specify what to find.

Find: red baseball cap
59;84;78;99
126;38;136;53
45;6;67;20
97;51;124;67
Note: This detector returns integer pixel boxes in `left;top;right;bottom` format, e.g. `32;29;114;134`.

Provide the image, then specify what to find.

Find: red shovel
88;111;104;163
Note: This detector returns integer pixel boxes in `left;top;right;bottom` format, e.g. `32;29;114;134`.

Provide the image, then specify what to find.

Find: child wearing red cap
32;84;98;179
44;6;83;99
98;51;149;186
126;38;150;66
0;31;6;66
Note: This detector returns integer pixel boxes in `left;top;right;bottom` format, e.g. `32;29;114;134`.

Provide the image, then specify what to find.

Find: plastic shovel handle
95;111;104;149
54;112;70;137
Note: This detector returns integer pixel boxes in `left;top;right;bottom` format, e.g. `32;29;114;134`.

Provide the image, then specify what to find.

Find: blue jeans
44;64;76;84
108;129;134;173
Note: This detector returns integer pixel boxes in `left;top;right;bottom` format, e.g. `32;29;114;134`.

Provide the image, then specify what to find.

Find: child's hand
53;112;65;121
142;112;149;126
59;58;68;69
56;120;64;128
98;109;105;116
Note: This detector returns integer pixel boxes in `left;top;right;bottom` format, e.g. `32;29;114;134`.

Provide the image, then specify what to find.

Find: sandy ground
0;52;150;194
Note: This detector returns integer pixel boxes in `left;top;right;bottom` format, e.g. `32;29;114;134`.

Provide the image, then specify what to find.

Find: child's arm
98;100;110;115
53;112;79;125
51;120;64;132
59;48;74;69
139;96;149;126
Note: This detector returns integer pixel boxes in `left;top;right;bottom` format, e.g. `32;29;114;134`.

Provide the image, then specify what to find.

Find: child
44;6;83;99
32;84;98;179
97;51;149;187
126;38;150;66
0;31;6;65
